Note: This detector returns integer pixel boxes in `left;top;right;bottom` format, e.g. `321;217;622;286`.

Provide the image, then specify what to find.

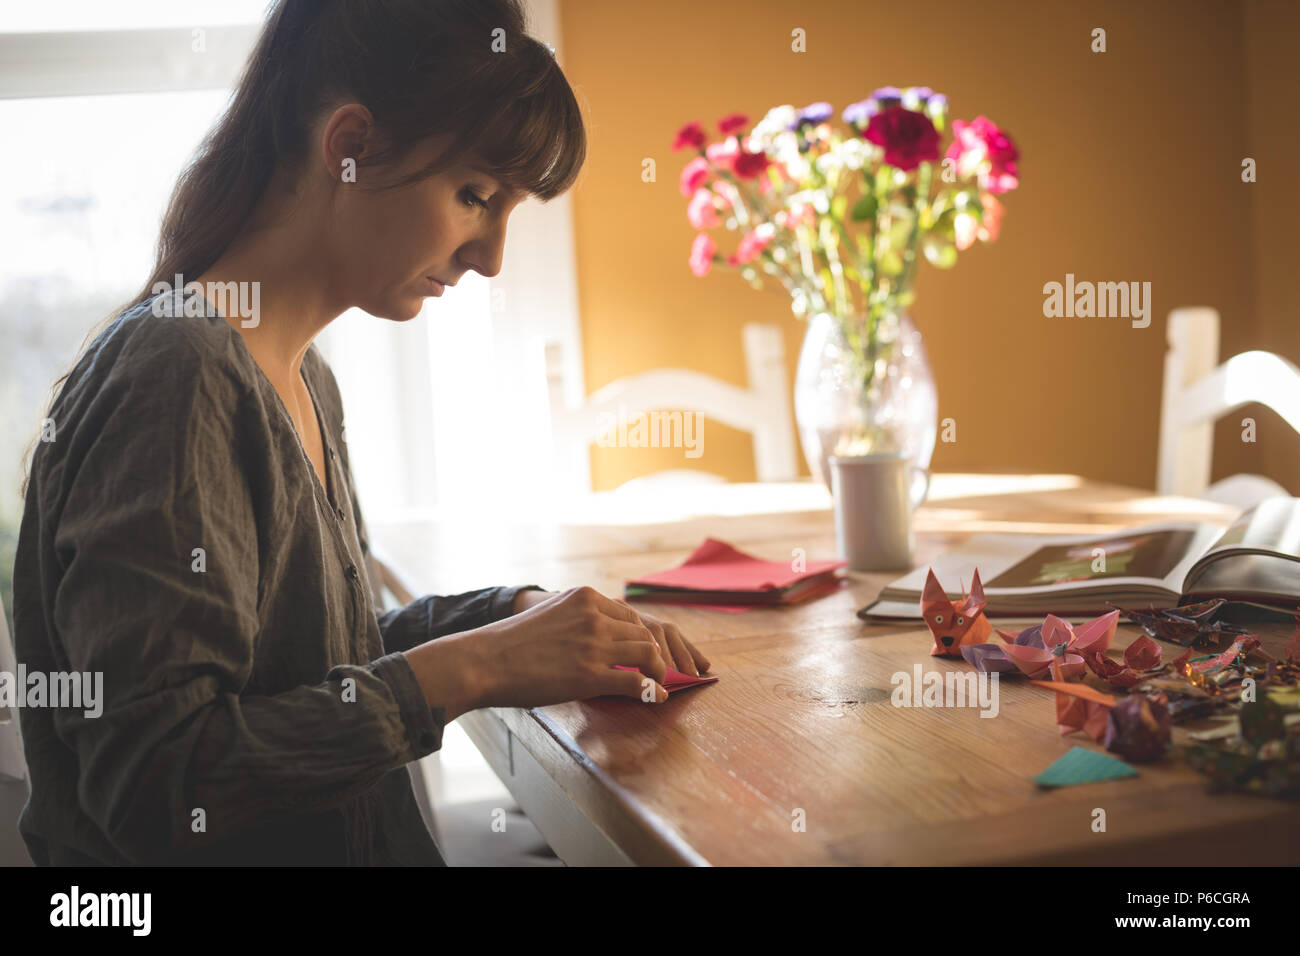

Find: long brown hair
22;0;586;497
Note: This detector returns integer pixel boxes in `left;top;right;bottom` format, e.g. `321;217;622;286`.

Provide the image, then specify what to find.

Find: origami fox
922;568;993;657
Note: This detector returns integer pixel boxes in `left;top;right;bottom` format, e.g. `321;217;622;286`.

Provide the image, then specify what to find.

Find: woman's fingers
662;624;699;676
681;632;711;673
599;666;668;703
640;618;675;672
607;635;668;684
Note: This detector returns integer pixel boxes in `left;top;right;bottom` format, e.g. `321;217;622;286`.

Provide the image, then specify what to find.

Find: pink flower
780;201;811;231
689;232;716;276
718;113;748;135
945;116;1019;193
679;156;711;197
687;188;723;229
713;179;740;205
863;105;940;171
726;223;775;266
706;136;740;173
673;121;706;151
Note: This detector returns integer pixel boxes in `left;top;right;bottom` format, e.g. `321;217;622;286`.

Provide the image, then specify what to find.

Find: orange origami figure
922;568;993;657
1031;658;1117;742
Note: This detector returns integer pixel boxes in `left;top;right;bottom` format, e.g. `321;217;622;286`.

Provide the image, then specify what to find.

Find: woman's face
323;122;528;321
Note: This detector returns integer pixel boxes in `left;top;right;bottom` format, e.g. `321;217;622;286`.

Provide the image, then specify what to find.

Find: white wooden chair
545;322;798;497
1;597;33;865
1158;306;1300;508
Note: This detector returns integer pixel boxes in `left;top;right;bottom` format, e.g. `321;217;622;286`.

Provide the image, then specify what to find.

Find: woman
12;0;708;866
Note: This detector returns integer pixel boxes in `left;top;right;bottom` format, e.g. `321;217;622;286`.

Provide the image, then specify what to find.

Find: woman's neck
193;186;346;391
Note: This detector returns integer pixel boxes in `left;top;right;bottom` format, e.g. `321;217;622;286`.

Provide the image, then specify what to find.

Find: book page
986;528;1197;588
884;521;1223;600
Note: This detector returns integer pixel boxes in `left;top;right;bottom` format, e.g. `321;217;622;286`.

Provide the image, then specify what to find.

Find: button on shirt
12;295;544;865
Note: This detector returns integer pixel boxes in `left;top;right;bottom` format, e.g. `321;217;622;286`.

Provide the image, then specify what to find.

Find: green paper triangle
1034;746;1137;788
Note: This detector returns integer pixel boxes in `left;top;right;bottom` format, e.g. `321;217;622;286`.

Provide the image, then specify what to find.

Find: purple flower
842;99;873;128
902;87;934;108
869;86;903;106
796;101;834;127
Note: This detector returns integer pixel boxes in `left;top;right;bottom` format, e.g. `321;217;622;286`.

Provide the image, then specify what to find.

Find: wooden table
372;474;1300;866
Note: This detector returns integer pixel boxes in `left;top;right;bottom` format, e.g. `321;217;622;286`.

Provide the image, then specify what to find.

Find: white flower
750;105;797;150
815;150;843;176
782;152;810;181
838;138;871;171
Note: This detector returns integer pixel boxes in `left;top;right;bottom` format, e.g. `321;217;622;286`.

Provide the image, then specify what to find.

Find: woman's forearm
402;631;485;723
512;587;554;614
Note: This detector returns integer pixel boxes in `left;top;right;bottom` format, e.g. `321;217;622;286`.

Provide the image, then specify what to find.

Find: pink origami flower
673;121;706;151
972;610;1119;681
679;156;711;197
863;105;940;172
689;232;716;277
687;188;723;229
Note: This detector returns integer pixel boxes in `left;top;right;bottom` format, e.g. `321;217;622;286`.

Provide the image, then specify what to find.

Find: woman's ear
318;103;377;184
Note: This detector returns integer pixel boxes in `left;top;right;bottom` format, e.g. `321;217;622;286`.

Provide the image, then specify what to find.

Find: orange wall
1243;0;1300;492
557;0;1294;493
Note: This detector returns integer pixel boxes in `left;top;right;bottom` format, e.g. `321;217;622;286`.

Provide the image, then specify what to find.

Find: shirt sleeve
45;326;441;865
374;585;550;655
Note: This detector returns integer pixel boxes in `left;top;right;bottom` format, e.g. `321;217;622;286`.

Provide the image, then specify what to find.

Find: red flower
673;121;706;151
733;148;771;180
718;113;749;136
863;105;941;172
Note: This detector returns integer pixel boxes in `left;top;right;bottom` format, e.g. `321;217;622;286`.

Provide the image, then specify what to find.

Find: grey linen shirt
12;293;543;865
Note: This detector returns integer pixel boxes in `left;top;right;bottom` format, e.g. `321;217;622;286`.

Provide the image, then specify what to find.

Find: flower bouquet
674;88;1020;487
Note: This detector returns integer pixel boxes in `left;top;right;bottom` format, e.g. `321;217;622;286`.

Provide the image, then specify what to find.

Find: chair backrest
1157;307;1300;496
545;322;798;496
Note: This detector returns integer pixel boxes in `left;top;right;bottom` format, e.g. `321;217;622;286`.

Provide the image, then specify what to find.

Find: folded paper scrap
624;537;846;611
1034;746;1137;788
612;664;718;693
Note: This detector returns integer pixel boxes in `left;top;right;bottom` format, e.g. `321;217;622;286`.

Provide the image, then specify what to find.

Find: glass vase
793;308;938;504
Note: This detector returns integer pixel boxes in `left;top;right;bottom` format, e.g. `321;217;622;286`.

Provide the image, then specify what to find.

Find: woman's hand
406;586;673;717
513;587;710;675
627;607;711;677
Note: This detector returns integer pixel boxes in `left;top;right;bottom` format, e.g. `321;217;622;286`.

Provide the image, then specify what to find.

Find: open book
859;496;1300;622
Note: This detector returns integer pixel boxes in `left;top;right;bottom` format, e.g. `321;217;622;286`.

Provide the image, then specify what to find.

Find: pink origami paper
963;610;1119;680
1031;659;1117;742
613;664;718;694
626;537;844;592
922;568;993;657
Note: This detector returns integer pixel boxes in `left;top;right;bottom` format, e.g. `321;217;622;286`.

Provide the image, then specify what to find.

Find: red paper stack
624;537;846;613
